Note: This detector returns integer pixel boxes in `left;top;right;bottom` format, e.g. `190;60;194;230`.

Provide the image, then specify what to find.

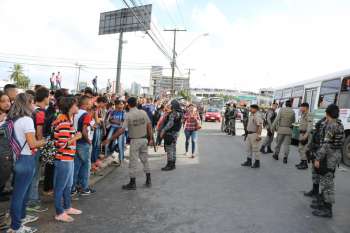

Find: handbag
41;140;57;164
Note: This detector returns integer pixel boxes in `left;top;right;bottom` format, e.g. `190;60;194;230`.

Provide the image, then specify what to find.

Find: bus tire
342;136;350;167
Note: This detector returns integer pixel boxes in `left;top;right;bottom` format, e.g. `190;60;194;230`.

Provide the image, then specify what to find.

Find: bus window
339;77;350;108
292;97;301;109
318;93;338;109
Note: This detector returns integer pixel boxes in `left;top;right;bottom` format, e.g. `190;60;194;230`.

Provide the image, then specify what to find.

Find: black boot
304;183;319;197
310;200;326;210
162;161;175;171
251;160;260;168
172;161;176;169
145;173;152;188
266;146;273;154
272;153;279;160
296;160;308;170
122;178;136;190
312;203;332;218
260;146;266;154
241;158;252;167
283;157;288;164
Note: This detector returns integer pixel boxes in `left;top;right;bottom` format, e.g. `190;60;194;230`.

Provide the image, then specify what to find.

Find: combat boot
241;158;252;167
272;153;279;160
122;178;136;190
283;157;288;164
251;160;260;168
260;146;266;154
312;203;332;218
144;173;152;188
266;146;273;154
162;161;175;171
296;160;308;170
304;184;319;197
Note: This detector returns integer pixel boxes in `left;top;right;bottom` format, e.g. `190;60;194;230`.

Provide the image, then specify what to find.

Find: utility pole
164;28;186;97
116;31;124;95
75;63;84;93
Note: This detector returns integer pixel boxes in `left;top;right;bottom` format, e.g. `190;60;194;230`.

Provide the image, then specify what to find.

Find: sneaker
22;215;39;225
7;226;37;233
55;213;74;223
184;152;189;156
80;188;96;196
71;189;79;196
26;204;48;213
65;208;82;215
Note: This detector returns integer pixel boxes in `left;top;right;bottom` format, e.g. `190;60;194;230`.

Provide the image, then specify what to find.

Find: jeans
185;130;198;154
105;127;125;161
54;160;74;215
73;143;91;191
91;127;102;163
10;155;35;230
28;150;41;206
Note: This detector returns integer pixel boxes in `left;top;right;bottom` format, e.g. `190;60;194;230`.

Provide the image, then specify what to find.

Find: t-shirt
33;107;45;136
142;104;155;122
14;116;35;155
123;107;150;139
73;109;93;143
110;110;125;128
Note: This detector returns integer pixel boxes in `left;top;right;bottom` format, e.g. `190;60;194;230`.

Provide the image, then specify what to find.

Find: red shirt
184;112;200;131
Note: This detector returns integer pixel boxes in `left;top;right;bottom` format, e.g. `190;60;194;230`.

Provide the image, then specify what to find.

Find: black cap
301;102;309;108
250;104;259;110
326;104;339;119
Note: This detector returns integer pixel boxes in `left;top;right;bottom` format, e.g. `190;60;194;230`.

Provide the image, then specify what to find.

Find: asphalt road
34;122;350;233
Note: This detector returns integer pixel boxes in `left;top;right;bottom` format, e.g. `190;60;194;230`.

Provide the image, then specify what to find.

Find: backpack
0;120;27;160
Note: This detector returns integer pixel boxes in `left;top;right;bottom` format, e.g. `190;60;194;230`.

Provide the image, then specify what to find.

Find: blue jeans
105;127;125;161
28;150;41;206
73;143;91;191
185;130;198;154
54;160;74;215
10;155;36;230
91;127;102;163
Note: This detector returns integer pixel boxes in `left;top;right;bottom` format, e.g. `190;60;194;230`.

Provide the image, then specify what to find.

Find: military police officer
241;104;263;168
260;103;277;154
311;104;344;218
228;104;237;136
104;97;153;190
296;103;313;170
272;100;296;164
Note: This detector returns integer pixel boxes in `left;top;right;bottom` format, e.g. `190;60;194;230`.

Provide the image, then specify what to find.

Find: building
130;81;142;96
149;66;190;97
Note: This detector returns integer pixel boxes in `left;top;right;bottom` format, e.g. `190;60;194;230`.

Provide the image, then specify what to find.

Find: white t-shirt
14;116;35;155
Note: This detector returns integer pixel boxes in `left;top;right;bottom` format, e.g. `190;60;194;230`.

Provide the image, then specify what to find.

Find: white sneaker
184;152;189;156
7;226;37;233
21;215;39;225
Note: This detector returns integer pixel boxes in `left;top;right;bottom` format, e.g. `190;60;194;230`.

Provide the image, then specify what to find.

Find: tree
10;64;30;89
178;90;191;101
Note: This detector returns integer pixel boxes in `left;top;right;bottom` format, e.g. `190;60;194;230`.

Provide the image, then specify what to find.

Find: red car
205;108;222;122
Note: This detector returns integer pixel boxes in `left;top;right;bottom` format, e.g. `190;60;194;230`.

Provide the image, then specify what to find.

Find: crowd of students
0;83;202;233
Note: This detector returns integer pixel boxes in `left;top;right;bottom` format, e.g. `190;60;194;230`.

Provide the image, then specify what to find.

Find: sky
1;0;350;92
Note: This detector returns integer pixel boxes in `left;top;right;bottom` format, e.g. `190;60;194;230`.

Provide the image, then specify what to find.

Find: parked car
205;108;222;122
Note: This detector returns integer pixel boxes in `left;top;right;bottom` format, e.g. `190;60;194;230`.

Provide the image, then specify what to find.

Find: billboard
99;4;152;35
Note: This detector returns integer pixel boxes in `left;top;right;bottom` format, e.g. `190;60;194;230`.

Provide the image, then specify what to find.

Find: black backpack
0;123;13;190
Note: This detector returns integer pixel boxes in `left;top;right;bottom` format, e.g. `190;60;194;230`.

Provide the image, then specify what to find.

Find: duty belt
247;131;256;134
130;136;147;140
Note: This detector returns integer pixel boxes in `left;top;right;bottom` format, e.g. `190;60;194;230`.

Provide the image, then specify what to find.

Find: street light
177;33;209;57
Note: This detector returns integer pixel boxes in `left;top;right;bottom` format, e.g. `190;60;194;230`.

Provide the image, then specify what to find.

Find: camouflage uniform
261;108;276;149
228;107;237;135
162;111;182;162
316;119;344;204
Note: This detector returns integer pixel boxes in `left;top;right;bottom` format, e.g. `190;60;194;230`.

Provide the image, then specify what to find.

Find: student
53;97;82;223
72;95;94;196
183;106;201;158
4;84;18;103
7;93;46;233
27;87;50;213
105;100;125;162
0;91;11;125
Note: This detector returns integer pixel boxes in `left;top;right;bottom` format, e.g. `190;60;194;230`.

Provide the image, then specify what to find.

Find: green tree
178;90;191;101
10;64;30;89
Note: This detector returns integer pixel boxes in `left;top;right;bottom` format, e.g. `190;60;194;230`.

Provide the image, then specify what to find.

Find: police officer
272;100;295;164
224;103;231;133
228;104;237;136
311;104;344;218
241;104;249;136
103;97;153;190
241;105;263;168
304;117;326;198
160;100;183;171
260;103;277;154
296;103;313;170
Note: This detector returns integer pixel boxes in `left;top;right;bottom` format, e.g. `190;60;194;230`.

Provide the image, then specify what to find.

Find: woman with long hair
0;91;11;125
184;105;201;158
53;97;82;223
7;93;46;233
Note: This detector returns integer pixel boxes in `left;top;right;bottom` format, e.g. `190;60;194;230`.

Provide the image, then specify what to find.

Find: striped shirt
53;114;76;161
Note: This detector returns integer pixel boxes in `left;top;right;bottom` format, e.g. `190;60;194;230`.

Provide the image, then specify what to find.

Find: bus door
304;88;318;111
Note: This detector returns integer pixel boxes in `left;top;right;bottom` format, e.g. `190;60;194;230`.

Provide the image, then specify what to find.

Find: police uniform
261;108;276;153
228;107;237;135
272;106;295;162
122;107;151;179
312;118;344;217
242;111;263;168
297;111;313;168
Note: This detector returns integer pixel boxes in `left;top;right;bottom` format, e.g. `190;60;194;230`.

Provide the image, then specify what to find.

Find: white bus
273;69;350;166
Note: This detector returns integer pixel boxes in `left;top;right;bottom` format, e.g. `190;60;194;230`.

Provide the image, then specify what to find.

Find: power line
175;0;186;27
